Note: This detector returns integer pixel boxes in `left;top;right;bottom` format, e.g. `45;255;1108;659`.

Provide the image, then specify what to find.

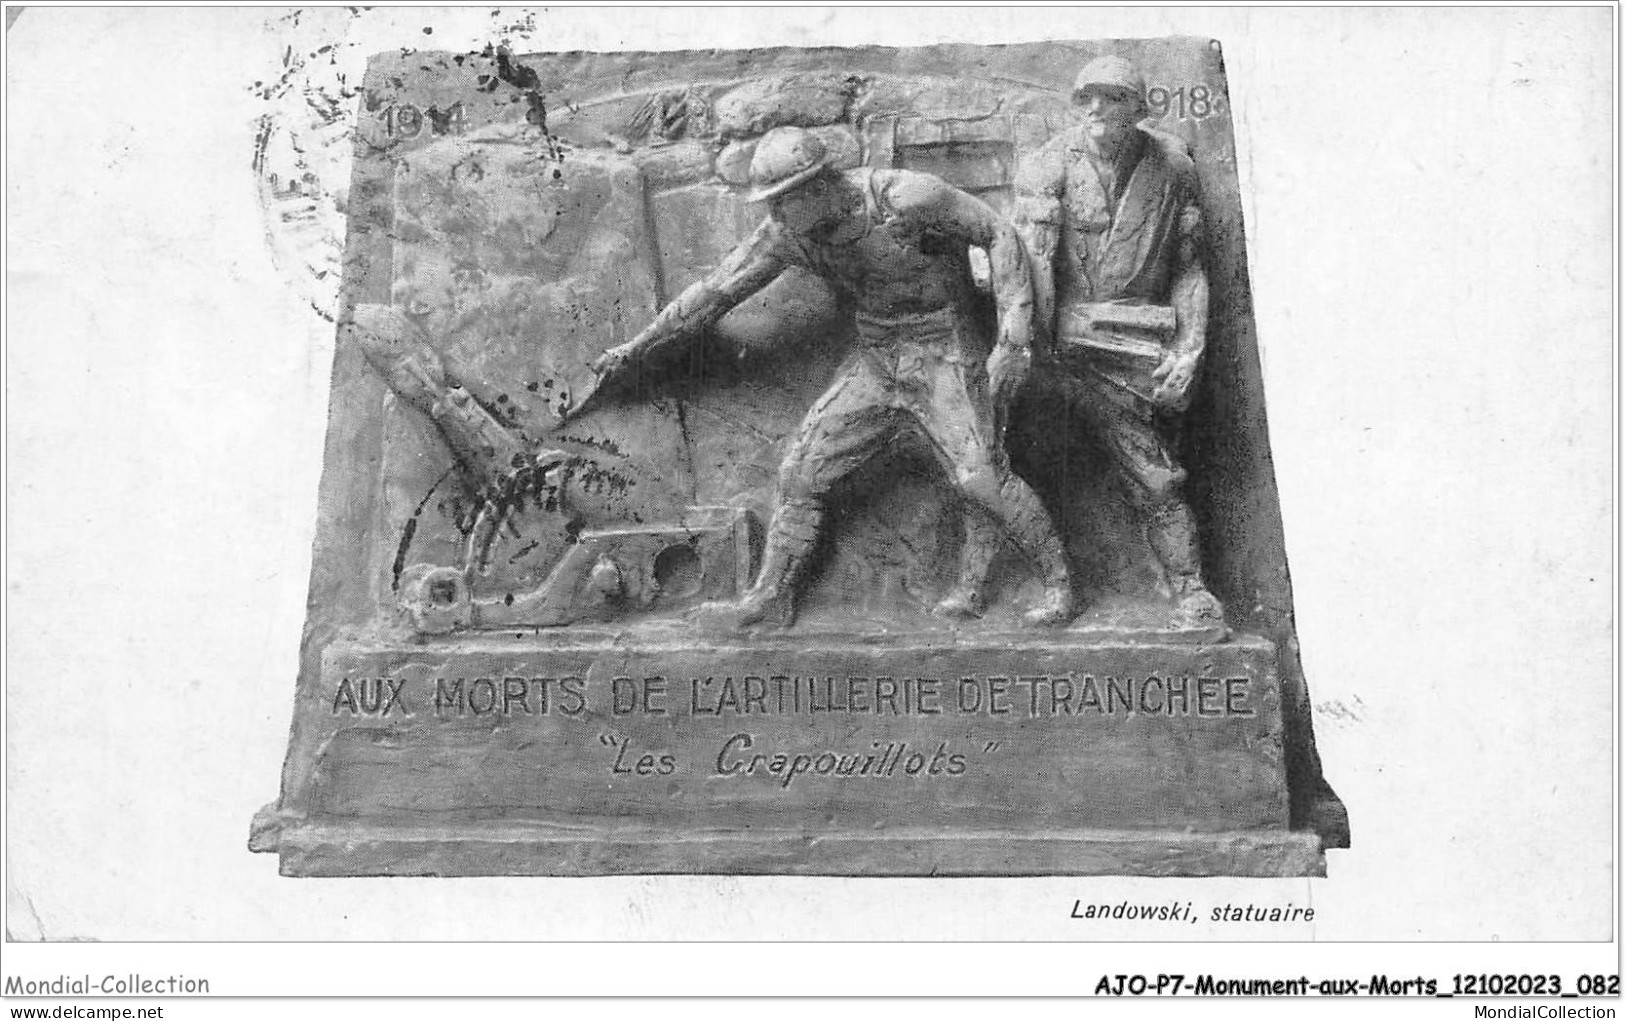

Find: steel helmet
1071;54;1148;109
745;127;829;203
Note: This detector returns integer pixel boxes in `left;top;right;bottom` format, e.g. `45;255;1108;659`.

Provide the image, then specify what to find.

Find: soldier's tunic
768;169;1007;505
1015;125;1205;506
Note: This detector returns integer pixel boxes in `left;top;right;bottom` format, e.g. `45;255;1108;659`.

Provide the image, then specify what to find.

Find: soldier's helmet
1071;54;1148;110
745;127;830;203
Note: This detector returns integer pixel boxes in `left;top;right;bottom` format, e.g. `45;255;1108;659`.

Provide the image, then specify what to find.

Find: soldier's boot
996;476;1075;628
695;499;821;630
1149;499;1225;628
932;513;998;620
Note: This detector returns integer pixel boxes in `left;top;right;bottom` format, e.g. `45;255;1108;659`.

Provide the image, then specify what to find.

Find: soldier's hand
987;343;1032;406
594;318;674;375
995;314;1032;354
1151;351;1199;411
591;341;638;378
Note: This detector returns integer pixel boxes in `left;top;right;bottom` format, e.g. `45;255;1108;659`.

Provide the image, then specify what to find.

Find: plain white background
2;2;1615;991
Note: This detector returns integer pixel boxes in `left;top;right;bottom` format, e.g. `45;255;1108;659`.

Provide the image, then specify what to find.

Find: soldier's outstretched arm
890;175;1036;405
593;219;791;377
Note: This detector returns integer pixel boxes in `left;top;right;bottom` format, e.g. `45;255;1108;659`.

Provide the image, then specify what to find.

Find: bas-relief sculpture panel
253;37;1347;878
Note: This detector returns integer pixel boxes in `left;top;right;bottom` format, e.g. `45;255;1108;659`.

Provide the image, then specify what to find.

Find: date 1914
374;101;469;139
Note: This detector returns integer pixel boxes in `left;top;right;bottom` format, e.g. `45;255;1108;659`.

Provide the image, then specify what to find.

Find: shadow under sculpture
252;38;1347;877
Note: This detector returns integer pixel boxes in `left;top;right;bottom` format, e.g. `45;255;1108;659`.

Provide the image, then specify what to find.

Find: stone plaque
252;36;1348;876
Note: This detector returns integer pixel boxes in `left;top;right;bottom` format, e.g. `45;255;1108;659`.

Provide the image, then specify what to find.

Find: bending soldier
592;127;1074;629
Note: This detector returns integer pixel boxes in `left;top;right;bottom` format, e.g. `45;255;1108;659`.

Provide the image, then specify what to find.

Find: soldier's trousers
757;311;1069;599
1046;366;1187;508
1023;363;1204;586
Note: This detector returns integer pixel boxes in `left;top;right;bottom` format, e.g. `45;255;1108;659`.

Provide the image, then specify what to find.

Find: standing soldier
1005;54;1224;627
589;127;1074;629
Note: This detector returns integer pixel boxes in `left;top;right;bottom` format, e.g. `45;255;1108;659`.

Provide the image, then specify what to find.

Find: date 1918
1148;84;1219;120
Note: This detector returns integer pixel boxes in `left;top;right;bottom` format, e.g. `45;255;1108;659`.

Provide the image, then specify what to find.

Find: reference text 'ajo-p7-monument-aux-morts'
252;35;1349;877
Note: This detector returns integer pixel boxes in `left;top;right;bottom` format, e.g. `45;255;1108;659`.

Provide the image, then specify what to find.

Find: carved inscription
714;734;990;788
593;730;1002;787
314;639;1285;828
329;671;1255;718
680;674;1254;718
330;677;411;717
433;676;586;717
599;733;678;776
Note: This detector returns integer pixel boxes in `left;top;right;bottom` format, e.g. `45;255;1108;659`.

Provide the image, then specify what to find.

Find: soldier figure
1006;54;1225;627
591;127;1074;629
